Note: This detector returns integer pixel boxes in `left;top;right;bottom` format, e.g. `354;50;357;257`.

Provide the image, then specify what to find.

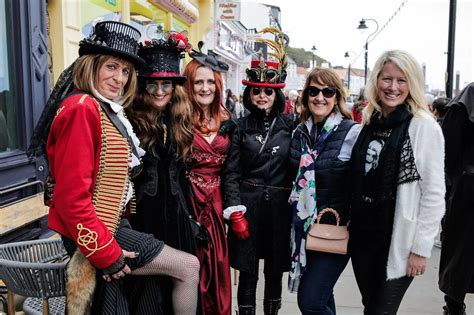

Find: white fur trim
223;205;247;220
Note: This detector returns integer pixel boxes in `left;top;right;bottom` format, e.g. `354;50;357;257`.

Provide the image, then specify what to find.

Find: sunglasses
307;86;337;98
251;87;274;96
145;81;173;94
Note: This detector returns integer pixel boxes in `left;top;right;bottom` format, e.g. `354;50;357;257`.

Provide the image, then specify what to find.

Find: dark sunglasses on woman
251;87;274;96
307;86;336;98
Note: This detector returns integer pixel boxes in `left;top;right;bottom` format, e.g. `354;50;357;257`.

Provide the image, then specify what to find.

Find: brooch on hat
189;41;229;73
242;27;289;89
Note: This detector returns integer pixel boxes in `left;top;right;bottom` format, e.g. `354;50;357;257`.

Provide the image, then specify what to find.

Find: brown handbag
306;208;349;255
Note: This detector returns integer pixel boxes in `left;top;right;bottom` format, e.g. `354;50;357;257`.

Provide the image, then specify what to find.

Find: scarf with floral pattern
288;111;343;292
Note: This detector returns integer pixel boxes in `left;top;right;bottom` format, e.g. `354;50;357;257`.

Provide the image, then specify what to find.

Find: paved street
232;247;474;314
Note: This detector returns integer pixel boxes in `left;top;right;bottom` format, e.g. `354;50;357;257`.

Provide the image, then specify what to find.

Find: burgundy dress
187;132;231;315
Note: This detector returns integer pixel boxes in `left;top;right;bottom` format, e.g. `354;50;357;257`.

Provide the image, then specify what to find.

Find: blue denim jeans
297;250;349;315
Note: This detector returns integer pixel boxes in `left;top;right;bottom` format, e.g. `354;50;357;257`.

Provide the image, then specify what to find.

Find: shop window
0;0;49;204
0;0;17;154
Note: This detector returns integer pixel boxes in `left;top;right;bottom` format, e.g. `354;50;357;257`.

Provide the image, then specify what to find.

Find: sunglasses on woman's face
145;80;173;94
307;86;337;98
251;87;274;96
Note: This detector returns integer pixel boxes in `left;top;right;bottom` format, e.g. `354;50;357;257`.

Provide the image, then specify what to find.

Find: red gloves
230;211;250;240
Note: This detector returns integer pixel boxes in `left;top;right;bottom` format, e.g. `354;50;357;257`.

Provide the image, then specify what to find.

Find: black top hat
189;41;229;73
79;21;145;68
138;32;190;85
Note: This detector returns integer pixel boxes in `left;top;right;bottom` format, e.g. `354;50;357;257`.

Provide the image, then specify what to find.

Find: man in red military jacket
47;93;124;270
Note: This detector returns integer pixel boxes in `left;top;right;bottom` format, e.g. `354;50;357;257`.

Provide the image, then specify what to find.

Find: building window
0;0;49;205
0;0;17;154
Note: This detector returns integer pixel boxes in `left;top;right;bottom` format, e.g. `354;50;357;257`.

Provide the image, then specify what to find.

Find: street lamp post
344;51;355;90
311;44;317;68
445;0;457;98
357;18;379;85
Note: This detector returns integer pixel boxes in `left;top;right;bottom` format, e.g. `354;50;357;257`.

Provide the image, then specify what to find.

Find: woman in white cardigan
348;50;445;315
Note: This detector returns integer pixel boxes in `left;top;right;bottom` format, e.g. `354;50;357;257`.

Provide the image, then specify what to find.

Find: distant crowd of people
26;20;474;315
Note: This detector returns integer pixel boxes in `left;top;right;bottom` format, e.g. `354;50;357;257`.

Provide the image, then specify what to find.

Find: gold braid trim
78;94;89;104
76;223;114;258
91;109;131;235
129;182;137;214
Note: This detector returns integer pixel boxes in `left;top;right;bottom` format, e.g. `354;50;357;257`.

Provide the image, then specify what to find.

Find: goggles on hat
146;80;173;94
307;86;337;98
251;87;275;97
246;67;281;84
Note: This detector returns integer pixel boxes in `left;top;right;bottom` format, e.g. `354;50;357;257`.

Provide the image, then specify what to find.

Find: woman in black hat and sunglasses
29;22;199;314
222;29;294;315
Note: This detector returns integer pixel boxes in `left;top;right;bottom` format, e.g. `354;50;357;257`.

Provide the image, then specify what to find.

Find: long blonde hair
126;84;194;159
73;54;137;107
362;50;429;125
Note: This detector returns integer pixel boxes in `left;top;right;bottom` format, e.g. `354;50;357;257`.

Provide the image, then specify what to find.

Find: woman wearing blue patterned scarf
288;67;361;315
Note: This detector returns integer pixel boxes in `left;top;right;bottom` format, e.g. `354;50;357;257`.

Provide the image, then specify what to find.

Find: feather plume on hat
242;27;289;88
256;27;289;72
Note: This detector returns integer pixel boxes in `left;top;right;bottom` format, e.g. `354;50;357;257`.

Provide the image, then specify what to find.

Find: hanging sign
216;1;241;21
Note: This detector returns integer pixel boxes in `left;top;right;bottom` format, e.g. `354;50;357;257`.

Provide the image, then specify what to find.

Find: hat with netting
79;21;145;68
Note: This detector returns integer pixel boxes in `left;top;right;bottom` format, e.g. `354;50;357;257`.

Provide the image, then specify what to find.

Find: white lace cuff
223;205;247;220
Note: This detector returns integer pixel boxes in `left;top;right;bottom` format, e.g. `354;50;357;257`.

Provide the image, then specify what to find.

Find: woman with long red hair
183;46;232;314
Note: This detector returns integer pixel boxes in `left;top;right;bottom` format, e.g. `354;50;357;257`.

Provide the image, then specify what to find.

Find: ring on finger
416;271;422;276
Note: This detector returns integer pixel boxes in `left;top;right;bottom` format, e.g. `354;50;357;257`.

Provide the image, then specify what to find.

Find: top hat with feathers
138;31;191;85
242;27;289;89
79;21;145;68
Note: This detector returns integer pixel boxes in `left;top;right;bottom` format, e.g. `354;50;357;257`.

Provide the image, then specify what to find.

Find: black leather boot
237;271;258;315
443;295;466;315
263;298;281;315
443;305;466;315
237;305;255;315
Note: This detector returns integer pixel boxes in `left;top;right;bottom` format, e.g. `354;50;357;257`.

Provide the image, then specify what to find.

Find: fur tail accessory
66;249;96;314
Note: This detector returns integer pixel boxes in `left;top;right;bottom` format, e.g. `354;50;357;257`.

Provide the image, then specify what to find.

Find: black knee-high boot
263;273;283;315
237;271;258;315
263;298;281;315
237;305;255;315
